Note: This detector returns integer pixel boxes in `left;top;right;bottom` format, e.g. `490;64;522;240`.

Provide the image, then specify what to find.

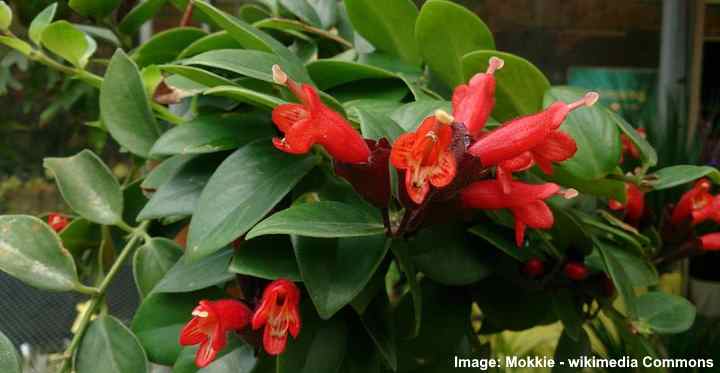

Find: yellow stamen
434;109;454;125
486;56;504;74
558;188;579;199
272;64;288;85
192;310;209;318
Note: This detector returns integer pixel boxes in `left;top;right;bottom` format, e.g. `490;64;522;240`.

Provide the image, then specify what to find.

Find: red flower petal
195;338;220;368
533;130;577;162
262;323;289;355
429;150;456;188
700;233;720;251
272;103;309;133
461;180;560;209
179;317;206;346
405;169;431;205
512;201;554;229
390;132;417;170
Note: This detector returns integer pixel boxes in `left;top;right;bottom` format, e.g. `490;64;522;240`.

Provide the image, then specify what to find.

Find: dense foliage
0;0;717;372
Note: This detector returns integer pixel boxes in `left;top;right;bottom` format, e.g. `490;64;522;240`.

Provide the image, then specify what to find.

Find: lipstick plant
0;0;714;372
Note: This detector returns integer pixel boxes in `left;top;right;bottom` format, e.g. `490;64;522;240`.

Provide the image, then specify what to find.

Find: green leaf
273;302;348;373
248;201;384;239
607;108;657;167
76;316;149;373
238;4;271;24
173;337;257;373
0;329;21;373
230;236;301;281
0;1;12;31
151;113;273;156
354;107;404;142
160;64;237;88
634;291;695;334
101;49;160;158
415;0;495;87
153;248;235;293
0;215;80;292
133;238;182;298
360;295;397;371
307;0;337;29
59;218;101;256
462;50;550;121
177;31;242;59
138;154;224;221
602;244;657;288
180;49;287;83
187;140;317;260
544;86;621;180
390;100;452;131
306;59;398;90
594;239;637;317
41;21;96;68
552;289;584;342
544;167;627;201
280;0;321;27
410;224;491;286
131;289;224;365
553;329;590;373
293;235;388;319
132;27;206;67
650;165;720;190
141;154;194;191
469;224;531;261
44;150;123;225
69;0;120;18
390;239;422;337
193;0;310;83
344;0;420;65
118;0;167;34
204;86;285;110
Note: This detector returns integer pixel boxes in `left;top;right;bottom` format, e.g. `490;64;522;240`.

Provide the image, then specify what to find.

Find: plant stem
259;18;354;49
58;221;150;373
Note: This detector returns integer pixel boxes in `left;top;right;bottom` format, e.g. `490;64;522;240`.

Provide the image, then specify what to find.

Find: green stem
58;221;150;373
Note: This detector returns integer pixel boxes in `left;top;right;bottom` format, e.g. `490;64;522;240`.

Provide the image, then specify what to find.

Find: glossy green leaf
293;235;388;319
187;140;317;260
307;59;398;90
410;225;491;286
141;154;194;191
552;289;584;342
390;100;452;131
131;289;224;365
41;21;96;68
416;0;495;87
553;329;590;373
280;0;321;26
0;1;10;31
602;245;657;288
173;337;257;373
76;24;120;46
463;50;550;121
344;0;420;65
544;86;621;180
650;165;720;190
59;218;101;256
469;224;532;261
153;248;235;293
545;167;627;201
0;330;21;373
594;239;637;317
180;49;286;83
635;292;695;334
307;0;337;29
248;201;384;239
44;150;123;225
390;239;422;337
193;0;310;83
238;4;271;24
177;31;242;59
204;86;285;110
360;295;397;371
76;316;149;373
118;0;167;34
101;50;160;158
230;236;301;281
608;108;657;167
151;113;273;156
0;215;80;291
69;0;120;18
133;238;183;298
138;154;224;221
160;65;237;88
354;107;404;142
132;27;206;67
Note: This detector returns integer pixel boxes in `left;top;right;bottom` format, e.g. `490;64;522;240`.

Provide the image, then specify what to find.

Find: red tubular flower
252;279;301;356
335;139;392;208
620;128;645;162
608;183;645;225
460;180;576;246
671;178;713;225
179;299;252;368
692;194;720;225
700;233;720;251
390;110;457;204
47;213;69;232
468;92;598;193
452;57;504;138
270;65;370;164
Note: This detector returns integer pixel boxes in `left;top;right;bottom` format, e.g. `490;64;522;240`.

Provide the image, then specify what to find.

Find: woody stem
58;221;151;373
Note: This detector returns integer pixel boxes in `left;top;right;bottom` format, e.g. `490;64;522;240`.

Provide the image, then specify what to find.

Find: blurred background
0;0;718;371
